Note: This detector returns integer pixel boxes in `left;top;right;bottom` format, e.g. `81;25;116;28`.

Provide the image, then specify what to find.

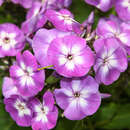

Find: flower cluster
0;0;129;130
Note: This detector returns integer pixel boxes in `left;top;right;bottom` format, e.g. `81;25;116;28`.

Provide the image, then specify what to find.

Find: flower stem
37;65;53;70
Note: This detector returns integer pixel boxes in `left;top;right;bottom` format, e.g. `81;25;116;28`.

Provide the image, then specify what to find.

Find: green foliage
0;103;13;130
70;0;94;23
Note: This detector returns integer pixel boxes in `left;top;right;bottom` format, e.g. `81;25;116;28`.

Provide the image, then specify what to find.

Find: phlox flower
2;77;19;98
0;23;25;57
96;18;121;38
84;0;113;12
96;18;130;53
21;1;47;35
30;91;58;130
94;38;128;85
0;0;3;6
47;35;94;77
55;76;101;120
44;0;72;9
32;28;72;67
4;95;33;126
45;9;75;32
11;0;33;8
9;50;45;97
115;0;130;21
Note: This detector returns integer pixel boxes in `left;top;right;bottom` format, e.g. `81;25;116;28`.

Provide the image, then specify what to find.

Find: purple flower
2;77;19;98
9;50;45;97
84;0;113;12
55;76;101;120
21;1;47;35
115;0;130;21
4;95;33;126
96;18;130;49
94;38;128;85
45;0;72;9
47;35;94;77
0;0;3;6
0;23;25;57
11;0;33;8
45;9;74;32
30;91;58;130
32;28;72;67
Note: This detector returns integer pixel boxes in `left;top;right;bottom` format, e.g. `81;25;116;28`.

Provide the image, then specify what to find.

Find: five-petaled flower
9;50;45;97
47;35;94;77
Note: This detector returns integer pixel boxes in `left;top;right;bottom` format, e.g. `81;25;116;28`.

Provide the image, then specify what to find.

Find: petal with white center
109;59;117;67
72;80;81;92
71;45;81;54
78;98;88;109
9;33;16;38
101;65;109;75
101;51;108;59
65;60;75;70
73;55;83;65
0;31;7;38
20;76;35;86
35;104;42;113
61;45;69;55
2;44;10;51
58;55;67;65
10;39;17;47
27;67;34;76
62;88;73;97
20;62;26;70
64;99;86;120
64;18;73;25
16;68;25;77
36;113;48;123
18;108;31;117
14;99;31;117
119;33;129;46
80;90;90;98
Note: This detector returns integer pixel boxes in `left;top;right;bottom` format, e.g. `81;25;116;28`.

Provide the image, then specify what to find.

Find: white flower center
35;103;49;123
0;31;16;51
58;45;84;70
97;50;118;75
14;99;31;117
16;62;35;86
122;0;130;11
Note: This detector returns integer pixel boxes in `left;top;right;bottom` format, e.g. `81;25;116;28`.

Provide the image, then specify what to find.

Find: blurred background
0;0;130;129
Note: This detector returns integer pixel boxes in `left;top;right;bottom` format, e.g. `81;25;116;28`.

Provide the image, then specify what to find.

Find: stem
128;55;130;58
37;65;53;71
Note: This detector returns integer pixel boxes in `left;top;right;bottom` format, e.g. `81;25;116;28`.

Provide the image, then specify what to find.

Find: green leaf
94;103;117;128
10;123;31;130
0;103;14;130
70;0;94;23
0;77;3;98
103;104;130;129
46;75;60;85
54;117;78;130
